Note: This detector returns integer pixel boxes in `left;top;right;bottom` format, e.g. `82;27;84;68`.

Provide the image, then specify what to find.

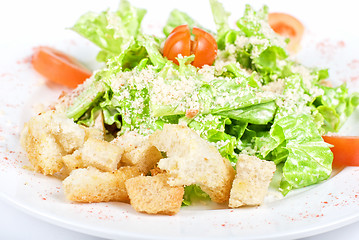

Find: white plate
1;0;359;239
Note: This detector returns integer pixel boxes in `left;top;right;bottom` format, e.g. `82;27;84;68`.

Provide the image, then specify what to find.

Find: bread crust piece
62;138;124;172
63;166;141;203
125;174;184;215
81;138;124;172
149;124;235;203
229;154;276;208
20;110;85;175
83;126;104;141
62;149;83;172
112;131;162;174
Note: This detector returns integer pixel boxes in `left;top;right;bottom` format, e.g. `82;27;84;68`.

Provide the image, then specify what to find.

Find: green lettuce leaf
274;114;333;195
72;0;146;62
218;101;276;124
188;114;238;162
236;4;268;37
182;185;211;206
209;0;239;50
66;78;108;121
314;84;359;132
163;9;206;37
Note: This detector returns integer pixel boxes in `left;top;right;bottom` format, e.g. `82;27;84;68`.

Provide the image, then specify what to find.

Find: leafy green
182;185;211;206
163;9;207;37
188;115;238;162
218;101;276;124
273;115;333;195
72;0;146;62
314;84;359;132
66;79;108;121
209;0;239;50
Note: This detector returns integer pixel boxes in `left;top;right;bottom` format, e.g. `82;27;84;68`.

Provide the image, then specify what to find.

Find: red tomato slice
32;46;92;88
192;27;218;68
268;13;304;54
322;135;359;167
162;25;191;65
162;25;217;68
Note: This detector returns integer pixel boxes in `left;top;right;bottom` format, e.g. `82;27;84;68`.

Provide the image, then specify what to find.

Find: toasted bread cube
149;124;235;203
229;154;276;208
112;131;162;174
81;138;123;172
125;174;184;215
62;150;83;172
150;166;166;176
63;166;141;203
21;123;64;175
121;142;162;174
112;131;146;151
83;126;104;141
50;114;85;154
20;110;85;175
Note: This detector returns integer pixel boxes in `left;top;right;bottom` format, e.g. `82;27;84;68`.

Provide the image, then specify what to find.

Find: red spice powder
16;56;32;65
347;59;359;69
316;39;346;56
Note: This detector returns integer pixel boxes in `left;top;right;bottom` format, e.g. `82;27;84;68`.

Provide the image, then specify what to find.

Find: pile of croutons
21;110;276;215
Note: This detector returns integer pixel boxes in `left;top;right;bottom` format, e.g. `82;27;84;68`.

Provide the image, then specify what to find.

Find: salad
23;0;359;213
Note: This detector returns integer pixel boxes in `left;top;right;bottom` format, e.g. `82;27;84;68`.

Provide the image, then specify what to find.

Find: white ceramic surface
1;0;359;239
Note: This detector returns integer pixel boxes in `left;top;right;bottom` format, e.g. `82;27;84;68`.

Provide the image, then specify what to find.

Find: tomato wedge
162;25;218;68
32;46;92;88
191;27;218;68
162;25;191;65
268;13;304;53
322;135;359;167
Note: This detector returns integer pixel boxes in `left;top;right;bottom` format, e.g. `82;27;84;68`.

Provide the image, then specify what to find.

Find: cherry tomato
32;46;92;88
162;25;218;68
162;25;191;65
322;135;359;167
268;13;304;54
191;27;218;68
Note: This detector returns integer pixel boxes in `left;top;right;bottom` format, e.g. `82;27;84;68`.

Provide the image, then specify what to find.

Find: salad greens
66;0;359;201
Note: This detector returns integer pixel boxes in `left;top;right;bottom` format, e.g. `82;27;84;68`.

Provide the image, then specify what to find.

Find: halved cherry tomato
162;25;191;65
191;27;218;68
32;46;92;88
162;25;218;68
268;13;304;54
322;135;359;167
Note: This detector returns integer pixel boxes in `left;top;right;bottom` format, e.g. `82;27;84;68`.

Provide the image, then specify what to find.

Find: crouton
121;142;162;174
83;126;104;141
112;132;162;174
112;131;146;151
21;124;64;175
81;138;124;172
150;166;166;176
20;110;85;175
50;113;85;154
125;174;184;215
229;154;276;208
63;166;141;203
149;124;235;203
62;150;83;172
